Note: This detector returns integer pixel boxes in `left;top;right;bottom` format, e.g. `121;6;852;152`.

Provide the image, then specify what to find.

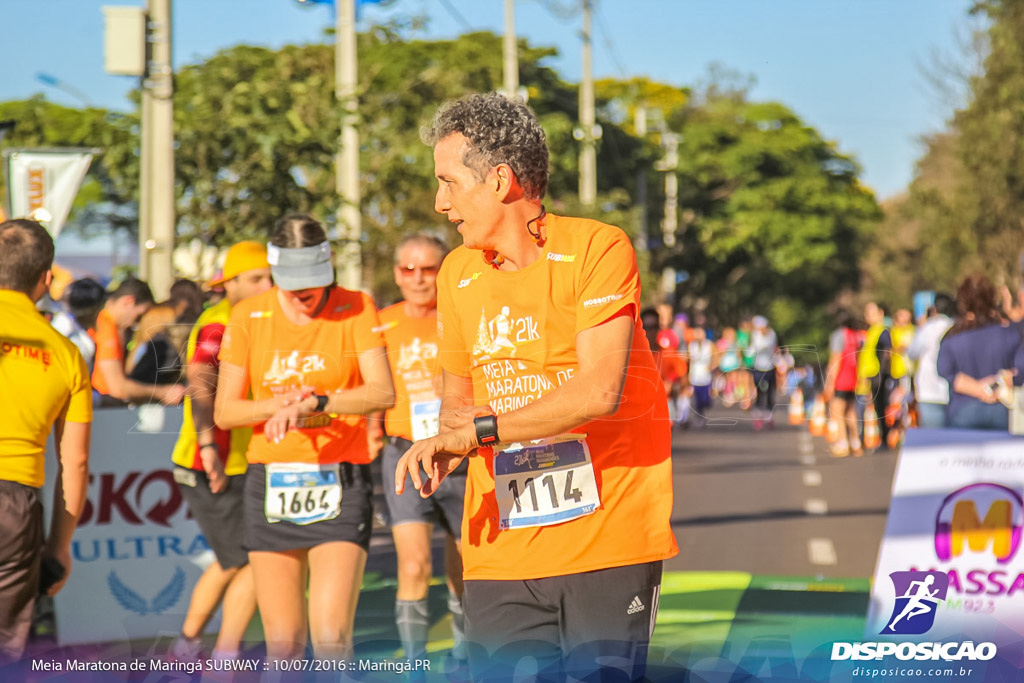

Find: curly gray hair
422;92;549;200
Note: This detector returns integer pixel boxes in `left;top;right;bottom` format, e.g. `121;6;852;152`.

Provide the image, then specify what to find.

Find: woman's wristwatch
313;393;330;413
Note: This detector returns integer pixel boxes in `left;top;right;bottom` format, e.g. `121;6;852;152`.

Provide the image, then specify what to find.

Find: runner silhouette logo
882;570;949;635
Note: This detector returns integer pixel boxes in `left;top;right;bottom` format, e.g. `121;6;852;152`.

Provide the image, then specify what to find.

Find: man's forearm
49;421;90;553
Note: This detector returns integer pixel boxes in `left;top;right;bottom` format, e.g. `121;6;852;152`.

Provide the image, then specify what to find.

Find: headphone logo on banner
934;483;1024;564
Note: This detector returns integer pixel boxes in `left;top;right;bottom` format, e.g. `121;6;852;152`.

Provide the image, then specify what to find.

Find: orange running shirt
219;287;385;465
378;303;441;442
437;213;678;581
90;308;123;396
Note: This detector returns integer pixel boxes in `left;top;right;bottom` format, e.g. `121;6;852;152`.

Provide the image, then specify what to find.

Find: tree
666;89;880;346
0;96;138;239
167;30;645;303
948;0;1024;285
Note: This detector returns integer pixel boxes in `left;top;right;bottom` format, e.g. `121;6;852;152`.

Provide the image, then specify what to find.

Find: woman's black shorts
243;462;373;553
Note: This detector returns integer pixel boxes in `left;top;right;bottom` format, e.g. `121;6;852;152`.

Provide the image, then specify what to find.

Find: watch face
475;415;498;445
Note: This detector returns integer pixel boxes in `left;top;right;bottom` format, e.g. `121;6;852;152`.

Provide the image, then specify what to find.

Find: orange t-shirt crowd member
437;213;679;581
378;304;442;442
219;287;386;465
90;308;122;396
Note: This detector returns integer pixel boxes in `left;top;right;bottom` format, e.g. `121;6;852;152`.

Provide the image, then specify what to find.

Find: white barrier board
43;406;218;645
867;429;1024;652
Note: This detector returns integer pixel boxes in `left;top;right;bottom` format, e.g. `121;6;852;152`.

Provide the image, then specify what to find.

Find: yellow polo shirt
0;290;93;487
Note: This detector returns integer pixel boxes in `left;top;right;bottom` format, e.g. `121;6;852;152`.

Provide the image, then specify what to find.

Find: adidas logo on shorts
627;596;645;615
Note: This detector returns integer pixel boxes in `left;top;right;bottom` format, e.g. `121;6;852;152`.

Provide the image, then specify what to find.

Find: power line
535;0;578;22
436;0;473;32
592;2;627;77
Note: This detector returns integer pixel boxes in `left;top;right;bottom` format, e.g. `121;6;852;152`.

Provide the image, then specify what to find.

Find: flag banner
4;148;94;238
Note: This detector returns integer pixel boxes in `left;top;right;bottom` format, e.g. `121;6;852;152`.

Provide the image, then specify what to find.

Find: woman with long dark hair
937;274;1024;430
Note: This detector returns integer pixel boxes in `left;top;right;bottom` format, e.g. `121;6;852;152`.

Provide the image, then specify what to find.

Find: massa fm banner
867;429;1024;660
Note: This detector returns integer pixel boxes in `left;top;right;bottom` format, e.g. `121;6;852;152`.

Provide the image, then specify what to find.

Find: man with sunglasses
376;234;468;670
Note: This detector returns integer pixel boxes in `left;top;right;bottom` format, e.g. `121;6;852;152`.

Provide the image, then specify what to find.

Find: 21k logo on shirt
262;350;326;386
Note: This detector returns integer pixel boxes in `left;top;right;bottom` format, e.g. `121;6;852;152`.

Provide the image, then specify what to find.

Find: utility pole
503;0;518;98
139;85;152;282
335;0;362;290
635;101;648;251
657;132;679;299
577;0;597;207
144;0;175;299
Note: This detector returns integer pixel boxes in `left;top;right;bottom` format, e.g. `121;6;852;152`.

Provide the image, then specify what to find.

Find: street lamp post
35;73;94;108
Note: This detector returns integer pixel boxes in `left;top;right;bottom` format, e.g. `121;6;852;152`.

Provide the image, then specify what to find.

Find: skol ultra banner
4;148;94;238
42;406;219;645
867;430;1024;655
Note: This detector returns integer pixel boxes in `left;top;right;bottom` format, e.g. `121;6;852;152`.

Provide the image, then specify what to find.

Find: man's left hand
42;548;71;597
395;423;478;497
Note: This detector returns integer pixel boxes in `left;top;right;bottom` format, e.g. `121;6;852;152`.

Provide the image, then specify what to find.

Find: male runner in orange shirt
92;277;185;407
377;234;468;667
396;93;678;681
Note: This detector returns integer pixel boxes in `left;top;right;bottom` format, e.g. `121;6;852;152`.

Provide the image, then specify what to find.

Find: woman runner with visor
214;214;395;662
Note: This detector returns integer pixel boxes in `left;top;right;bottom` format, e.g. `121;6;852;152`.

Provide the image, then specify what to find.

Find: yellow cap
207;241;269;288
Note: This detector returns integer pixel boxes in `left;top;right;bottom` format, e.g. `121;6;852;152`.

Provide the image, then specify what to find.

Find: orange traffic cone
788;387;805;425
886;427;901;450
826;418;840;443
864;404;881;450
809;396;826;436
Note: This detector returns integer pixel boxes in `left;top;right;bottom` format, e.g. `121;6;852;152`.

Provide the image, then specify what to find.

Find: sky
0;0;980;203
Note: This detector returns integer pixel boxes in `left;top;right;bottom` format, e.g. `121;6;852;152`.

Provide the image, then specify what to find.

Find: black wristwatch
313;393;330;413
198;442;219;452
474;415;499;446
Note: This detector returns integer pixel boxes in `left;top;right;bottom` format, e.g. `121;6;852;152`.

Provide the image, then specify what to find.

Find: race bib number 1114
493;435;600;530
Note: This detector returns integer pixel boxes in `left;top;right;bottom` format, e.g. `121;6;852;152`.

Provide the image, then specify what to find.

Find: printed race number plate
493;435;600;529
411;399;441;441
264;463;342;525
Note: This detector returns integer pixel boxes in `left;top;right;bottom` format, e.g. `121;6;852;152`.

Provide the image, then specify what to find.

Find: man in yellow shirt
0;219;92;664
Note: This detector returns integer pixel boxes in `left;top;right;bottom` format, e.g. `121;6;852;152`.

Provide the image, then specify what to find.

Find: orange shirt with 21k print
219;286;386;465
436;213;678;581
378;303;441;443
